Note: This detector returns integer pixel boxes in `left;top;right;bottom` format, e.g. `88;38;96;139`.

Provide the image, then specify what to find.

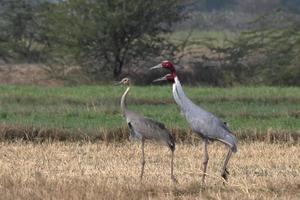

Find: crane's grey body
173;77;237;152
120;82;176;182
171;76;237;182
125;110;175;149
150;60;237;182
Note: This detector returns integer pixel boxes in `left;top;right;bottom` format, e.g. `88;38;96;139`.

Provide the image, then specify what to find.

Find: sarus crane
117;77;177;182
150;61;237;183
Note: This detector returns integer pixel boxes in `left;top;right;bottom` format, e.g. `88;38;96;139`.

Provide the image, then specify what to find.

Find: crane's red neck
171;71;177;77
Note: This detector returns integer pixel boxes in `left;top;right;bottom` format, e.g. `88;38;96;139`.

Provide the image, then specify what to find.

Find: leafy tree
0;0;47;61
214;13;300;86
47;0;183;79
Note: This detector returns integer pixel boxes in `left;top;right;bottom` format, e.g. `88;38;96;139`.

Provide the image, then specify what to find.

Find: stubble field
0;141;299;200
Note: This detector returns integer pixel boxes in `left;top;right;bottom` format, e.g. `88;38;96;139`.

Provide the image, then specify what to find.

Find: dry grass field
0;141;299;200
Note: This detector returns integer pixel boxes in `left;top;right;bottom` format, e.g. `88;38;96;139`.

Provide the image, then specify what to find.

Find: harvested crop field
0;85;299;199
0;141;299;200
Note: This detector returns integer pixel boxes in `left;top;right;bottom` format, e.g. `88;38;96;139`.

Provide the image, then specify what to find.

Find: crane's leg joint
203;156;209;165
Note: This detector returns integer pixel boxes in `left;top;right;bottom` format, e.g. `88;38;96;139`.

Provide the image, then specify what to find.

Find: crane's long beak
149;64;162;70
152;76;167;83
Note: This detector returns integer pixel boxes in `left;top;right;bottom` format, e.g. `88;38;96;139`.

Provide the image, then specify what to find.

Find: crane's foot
221;168;229;183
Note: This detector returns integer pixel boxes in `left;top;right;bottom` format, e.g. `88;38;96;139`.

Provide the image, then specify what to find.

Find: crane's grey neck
121;86;130;114
173;77;202;112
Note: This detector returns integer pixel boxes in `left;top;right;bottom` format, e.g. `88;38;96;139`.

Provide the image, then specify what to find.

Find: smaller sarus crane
117;78;177;182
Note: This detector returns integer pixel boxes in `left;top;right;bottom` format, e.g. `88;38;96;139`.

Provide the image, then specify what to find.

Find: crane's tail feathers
168;142;175;152
225;134;237;153
168;134;176;151
231;143;237;153
218;138;237;153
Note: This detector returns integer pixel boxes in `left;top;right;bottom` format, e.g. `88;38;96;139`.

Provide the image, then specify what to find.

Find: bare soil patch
0;64;64;86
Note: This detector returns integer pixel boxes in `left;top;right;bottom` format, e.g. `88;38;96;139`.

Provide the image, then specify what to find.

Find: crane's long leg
221;147;232;182
170;149;178;183
202;138;209;183
140;139;146;181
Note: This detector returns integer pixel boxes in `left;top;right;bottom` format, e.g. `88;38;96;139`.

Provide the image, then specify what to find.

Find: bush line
0;124;298;144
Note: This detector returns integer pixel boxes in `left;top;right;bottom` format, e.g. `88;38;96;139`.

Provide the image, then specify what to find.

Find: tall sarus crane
117;78;177;182
151;61;237;183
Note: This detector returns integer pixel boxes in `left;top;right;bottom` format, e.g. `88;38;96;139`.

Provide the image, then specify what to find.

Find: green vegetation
0;0;182;79
168;30;237;47
0;85;299;135
1;1;300;86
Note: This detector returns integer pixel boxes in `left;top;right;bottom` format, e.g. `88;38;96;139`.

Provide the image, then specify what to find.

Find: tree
213;11;300;86
48;0;183;79
0;0;47;62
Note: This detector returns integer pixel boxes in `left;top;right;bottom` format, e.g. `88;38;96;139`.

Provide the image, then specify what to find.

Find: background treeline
0;0;299;86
